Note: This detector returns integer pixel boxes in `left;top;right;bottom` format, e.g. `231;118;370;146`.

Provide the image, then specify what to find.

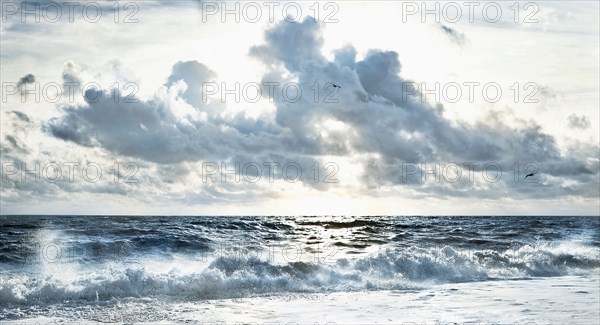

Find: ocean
0;216;598;324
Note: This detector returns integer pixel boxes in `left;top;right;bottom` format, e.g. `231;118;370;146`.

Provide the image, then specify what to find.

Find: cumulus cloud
45;87;225;163
567;114;591;130
43;59;332;189
62;61;83;86
165;60;221;115
38;16;600;202
246;17;598;198
17;73;35;87
250;17;325;72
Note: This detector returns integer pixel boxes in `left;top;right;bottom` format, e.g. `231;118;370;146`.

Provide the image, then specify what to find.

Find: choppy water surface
1;216;599;320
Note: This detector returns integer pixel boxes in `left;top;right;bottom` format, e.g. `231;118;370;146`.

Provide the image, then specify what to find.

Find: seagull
524;172;536;179
332;83;341;89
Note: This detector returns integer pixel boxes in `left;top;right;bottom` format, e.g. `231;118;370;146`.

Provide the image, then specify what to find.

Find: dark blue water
0;216;599;319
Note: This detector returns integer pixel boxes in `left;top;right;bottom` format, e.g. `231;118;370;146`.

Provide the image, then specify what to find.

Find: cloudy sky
1;0;598;215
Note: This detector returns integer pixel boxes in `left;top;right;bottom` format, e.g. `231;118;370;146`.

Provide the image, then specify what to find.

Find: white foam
1;240;598;308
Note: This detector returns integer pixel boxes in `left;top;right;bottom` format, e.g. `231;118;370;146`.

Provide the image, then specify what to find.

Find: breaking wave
2;240;598;307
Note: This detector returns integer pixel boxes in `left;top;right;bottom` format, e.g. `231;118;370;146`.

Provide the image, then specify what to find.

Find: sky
0;0;599;215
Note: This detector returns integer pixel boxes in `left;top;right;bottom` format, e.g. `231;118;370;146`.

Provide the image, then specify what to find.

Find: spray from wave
2;240;598;307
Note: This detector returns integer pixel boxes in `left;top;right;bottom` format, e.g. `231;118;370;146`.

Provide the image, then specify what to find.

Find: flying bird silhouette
524;172;536;179
332;83;341;89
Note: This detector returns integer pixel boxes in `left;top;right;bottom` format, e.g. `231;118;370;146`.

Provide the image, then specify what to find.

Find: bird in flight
524;172;536;179
332;83;341;89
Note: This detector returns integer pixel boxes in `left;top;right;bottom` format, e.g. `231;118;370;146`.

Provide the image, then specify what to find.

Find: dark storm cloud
567;114;591;130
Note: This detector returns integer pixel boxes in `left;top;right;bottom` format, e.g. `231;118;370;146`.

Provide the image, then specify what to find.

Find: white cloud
1;1;598;215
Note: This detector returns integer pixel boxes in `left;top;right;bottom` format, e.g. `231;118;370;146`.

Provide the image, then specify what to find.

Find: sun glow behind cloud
0;1;598;215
